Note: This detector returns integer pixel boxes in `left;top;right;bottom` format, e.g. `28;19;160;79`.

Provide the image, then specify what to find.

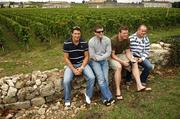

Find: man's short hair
118;26;129;33
94;24;103;32
71;26;81;33
138;24;147;30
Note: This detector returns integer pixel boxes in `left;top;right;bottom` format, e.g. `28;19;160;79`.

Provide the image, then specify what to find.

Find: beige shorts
109;54;131;71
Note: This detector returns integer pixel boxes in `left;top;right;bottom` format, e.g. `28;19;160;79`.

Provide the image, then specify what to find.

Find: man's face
118;30;128;40
72;30;81;42
137;26;147;38
95;28;104;39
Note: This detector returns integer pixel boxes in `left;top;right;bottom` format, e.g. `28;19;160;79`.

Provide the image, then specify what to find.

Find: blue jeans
126;59;153;83
89;60;112;101
139;59;153;83
63;64;95;103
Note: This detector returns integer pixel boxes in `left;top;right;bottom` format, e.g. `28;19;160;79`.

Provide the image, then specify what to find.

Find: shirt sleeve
84;42;88;51
63;42;69;53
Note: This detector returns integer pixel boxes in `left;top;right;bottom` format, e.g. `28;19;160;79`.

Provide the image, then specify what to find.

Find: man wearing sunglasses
63;26;95;108
89;25;115;106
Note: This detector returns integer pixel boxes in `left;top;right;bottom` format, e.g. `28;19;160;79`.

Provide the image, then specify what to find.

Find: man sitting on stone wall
63;26;95;108
126;25;153;86
109;26;149;100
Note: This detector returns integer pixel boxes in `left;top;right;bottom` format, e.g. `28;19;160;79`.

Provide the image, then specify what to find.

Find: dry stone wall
0;43;171;109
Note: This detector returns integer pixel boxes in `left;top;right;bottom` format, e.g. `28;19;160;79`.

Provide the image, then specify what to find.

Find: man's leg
63;66;74;104
139;59;153;83
109;59;122;96
131;63;145;91
89;60;112;102
83;64;95;100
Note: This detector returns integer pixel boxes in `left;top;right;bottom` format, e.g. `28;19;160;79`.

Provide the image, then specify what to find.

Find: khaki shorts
109;54;131;71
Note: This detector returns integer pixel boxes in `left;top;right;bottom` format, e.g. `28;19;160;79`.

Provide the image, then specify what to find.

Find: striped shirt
129;33;150;60
63;38;88;64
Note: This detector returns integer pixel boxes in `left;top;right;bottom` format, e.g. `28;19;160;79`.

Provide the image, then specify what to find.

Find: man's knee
147;64;153;71
63;77;73;85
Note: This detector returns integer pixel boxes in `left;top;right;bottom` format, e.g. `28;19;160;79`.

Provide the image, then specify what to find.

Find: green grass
76;72;180;119
149;26;180;43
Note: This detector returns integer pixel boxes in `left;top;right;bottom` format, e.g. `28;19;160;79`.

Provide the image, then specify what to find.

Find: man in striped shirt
63;26;95;108
129;25;153;86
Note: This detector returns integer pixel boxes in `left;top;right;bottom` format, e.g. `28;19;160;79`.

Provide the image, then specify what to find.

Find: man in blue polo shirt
63;26;95;107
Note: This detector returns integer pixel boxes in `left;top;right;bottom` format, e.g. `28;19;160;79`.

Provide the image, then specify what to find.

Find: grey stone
25;88;38;100
37;74;48;82
17;87;38;101
16;80;25;89
35;79;41;86
3;96;17;103
0;79;4;86
45;95;54;103
38;107;46;115
31;97;45;106
12;76;20;83
4;101;31;109
1;84;9;91
6;80;14;87
7;87;17;97
40;82;55;97
26;80;35;86
53;78;62;91
150;43;162;49
17;88;26;101
2;90;7;96
32;71;41;80
0;104;4;109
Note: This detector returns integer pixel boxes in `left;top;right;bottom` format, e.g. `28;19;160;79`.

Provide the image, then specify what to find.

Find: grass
0;26;180;78
76;70;180;119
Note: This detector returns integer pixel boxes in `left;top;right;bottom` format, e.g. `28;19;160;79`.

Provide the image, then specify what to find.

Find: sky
0;0;179;3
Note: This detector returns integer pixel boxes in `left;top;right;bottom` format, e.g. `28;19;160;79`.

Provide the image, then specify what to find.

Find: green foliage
0;8;179;48
0;14;30;47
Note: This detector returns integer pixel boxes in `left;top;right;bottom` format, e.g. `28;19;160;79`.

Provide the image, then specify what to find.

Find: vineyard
0;8;180;50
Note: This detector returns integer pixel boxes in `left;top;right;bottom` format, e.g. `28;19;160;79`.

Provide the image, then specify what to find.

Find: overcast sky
0;0;179;3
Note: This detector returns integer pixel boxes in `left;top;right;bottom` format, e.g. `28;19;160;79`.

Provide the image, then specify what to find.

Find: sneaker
103;100;111;106
108;98;115;104
65;102;71;107
84;93;91;104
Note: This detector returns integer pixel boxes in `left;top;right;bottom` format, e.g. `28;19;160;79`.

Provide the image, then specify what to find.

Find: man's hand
91;57;97;61
77;66;83;75
130;58;137;63
121;61;129;67
72;68;81;76
137;58;143;63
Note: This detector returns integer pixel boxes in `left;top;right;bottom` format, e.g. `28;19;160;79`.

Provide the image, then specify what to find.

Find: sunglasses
95;30;104;33
72;26;80;30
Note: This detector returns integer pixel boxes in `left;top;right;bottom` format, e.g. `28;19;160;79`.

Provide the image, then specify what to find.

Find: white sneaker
84;93;91;104
65;102;71;107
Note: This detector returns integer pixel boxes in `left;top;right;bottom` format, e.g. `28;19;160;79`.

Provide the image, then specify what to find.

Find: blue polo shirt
63;38;88;65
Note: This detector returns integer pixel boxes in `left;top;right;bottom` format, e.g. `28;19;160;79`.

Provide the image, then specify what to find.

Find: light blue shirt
89;35;112;61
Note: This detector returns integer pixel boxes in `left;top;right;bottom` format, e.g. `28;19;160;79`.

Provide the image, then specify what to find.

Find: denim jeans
139;59;153;83
63;64;95;103
126;59;153;83
89;59;113;101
